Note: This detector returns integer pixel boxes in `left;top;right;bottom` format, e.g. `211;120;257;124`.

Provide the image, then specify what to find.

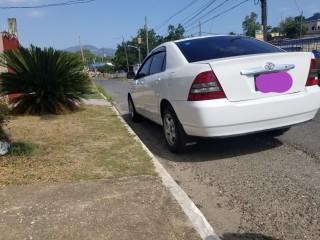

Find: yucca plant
0;96;10;141
0;45;91;115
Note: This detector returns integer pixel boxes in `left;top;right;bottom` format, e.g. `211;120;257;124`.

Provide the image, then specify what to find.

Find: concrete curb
82;98;112;107
97;93;221;240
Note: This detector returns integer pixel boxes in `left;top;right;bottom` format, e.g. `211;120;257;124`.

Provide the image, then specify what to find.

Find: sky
0;0;319;50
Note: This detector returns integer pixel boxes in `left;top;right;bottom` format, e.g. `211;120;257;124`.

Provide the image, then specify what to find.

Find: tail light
306;59;318;86
188;71;226;101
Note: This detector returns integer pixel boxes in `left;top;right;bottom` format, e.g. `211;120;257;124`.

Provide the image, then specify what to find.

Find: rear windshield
175;36;284;63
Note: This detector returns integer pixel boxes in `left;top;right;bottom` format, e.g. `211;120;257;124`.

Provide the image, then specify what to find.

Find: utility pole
79;36;85;63
137;36;142;65
199;20;202;36
261;0;267;41
145;16;149;54
128;45;141;65
122;36;129;72
300;11;303;38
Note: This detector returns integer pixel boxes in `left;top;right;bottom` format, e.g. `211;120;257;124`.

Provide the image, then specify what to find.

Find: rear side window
175;36;284;63
150;52;166;75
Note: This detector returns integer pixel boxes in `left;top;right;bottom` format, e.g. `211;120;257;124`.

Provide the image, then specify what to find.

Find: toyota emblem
264;62;275;71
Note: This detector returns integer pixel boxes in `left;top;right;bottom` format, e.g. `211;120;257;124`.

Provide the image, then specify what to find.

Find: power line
156;0;246;37
206;0;239;32
181;0;217;26
154;0;199;31
183;0;233;30
292;0;301;13
145;0;164;16
156;0;224;36
0;0;95;9
185;0;250;33
155;0;217;36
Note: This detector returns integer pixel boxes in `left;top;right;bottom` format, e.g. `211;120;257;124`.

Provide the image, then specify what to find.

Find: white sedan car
128;35;320;153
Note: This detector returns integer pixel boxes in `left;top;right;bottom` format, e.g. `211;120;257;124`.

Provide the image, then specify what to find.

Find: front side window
136;56;153;79
175;36;284;63
150;52;166;75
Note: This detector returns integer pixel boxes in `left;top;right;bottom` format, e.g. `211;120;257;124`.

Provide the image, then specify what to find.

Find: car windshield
175;36;284;63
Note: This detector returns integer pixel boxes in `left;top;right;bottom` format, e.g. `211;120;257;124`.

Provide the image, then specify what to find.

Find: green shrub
0;98;9;125
0;97;9;141
9;141;38;155
0;45;91;115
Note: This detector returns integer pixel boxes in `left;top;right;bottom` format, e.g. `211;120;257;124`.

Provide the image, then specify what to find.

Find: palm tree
0;45;91;115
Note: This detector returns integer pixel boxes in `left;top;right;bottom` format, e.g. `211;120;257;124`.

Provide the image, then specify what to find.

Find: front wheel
128;96;141;122
162;106;187;153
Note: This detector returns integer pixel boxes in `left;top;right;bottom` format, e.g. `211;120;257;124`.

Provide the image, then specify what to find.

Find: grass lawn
0;105;157;186
81;80;113;101
81;92;104;100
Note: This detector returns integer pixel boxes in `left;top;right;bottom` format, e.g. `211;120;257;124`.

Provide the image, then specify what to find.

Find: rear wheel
162;106;187;153
128;96;141;122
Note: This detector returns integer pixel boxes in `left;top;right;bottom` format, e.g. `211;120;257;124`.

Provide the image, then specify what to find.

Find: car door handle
155;77;161;84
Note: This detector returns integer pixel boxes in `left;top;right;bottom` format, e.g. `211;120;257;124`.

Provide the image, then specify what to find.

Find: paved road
93;78;130;112
94;78;320;240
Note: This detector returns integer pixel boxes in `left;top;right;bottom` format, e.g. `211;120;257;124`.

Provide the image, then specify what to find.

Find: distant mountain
64;45;116;57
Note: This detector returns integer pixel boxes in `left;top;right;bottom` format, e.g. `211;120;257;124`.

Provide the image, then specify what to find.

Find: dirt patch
0;176;201;240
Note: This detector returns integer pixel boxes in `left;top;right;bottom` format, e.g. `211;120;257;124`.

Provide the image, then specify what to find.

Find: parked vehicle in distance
127;35;320;153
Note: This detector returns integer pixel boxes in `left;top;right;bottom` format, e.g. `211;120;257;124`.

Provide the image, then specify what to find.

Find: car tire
268;127;291;137
162;105;187;153
128;96;141;122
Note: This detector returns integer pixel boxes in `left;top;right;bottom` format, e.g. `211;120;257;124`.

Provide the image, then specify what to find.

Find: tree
270;26;280;33
112;28;165;71
112;24;185;71
112;42;137;72
136;28;164;58
279;16;306;38
97;65;115;74
0;45;91;115
242;12;261;37
164;24;185;41
74;49;96;64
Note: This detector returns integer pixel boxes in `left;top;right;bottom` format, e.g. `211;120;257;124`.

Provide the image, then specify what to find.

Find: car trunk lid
205;52;312;102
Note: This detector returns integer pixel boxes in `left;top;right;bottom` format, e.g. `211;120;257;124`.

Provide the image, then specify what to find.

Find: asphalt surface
94;78;320;240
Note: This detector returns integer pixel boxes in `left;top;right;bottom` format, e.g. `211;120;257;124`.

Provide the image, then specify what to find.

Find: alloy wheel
164;113;176;146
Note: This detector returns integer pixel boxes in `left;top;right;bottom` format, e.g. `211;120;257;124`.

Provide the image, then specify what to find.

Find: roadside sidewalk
82;98;112;107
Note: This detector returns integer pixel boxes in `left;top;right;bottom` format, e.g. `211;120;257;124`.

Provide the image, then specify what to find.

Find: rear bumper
172;86;320;137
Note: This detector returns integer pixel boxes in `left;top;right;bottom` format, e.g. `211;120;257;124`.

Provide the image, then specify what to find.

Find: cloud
27;10;45;17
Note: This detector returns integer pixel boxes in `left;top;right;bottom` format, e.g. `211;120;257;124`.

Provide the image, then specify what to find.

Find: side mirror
127;72;136;79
